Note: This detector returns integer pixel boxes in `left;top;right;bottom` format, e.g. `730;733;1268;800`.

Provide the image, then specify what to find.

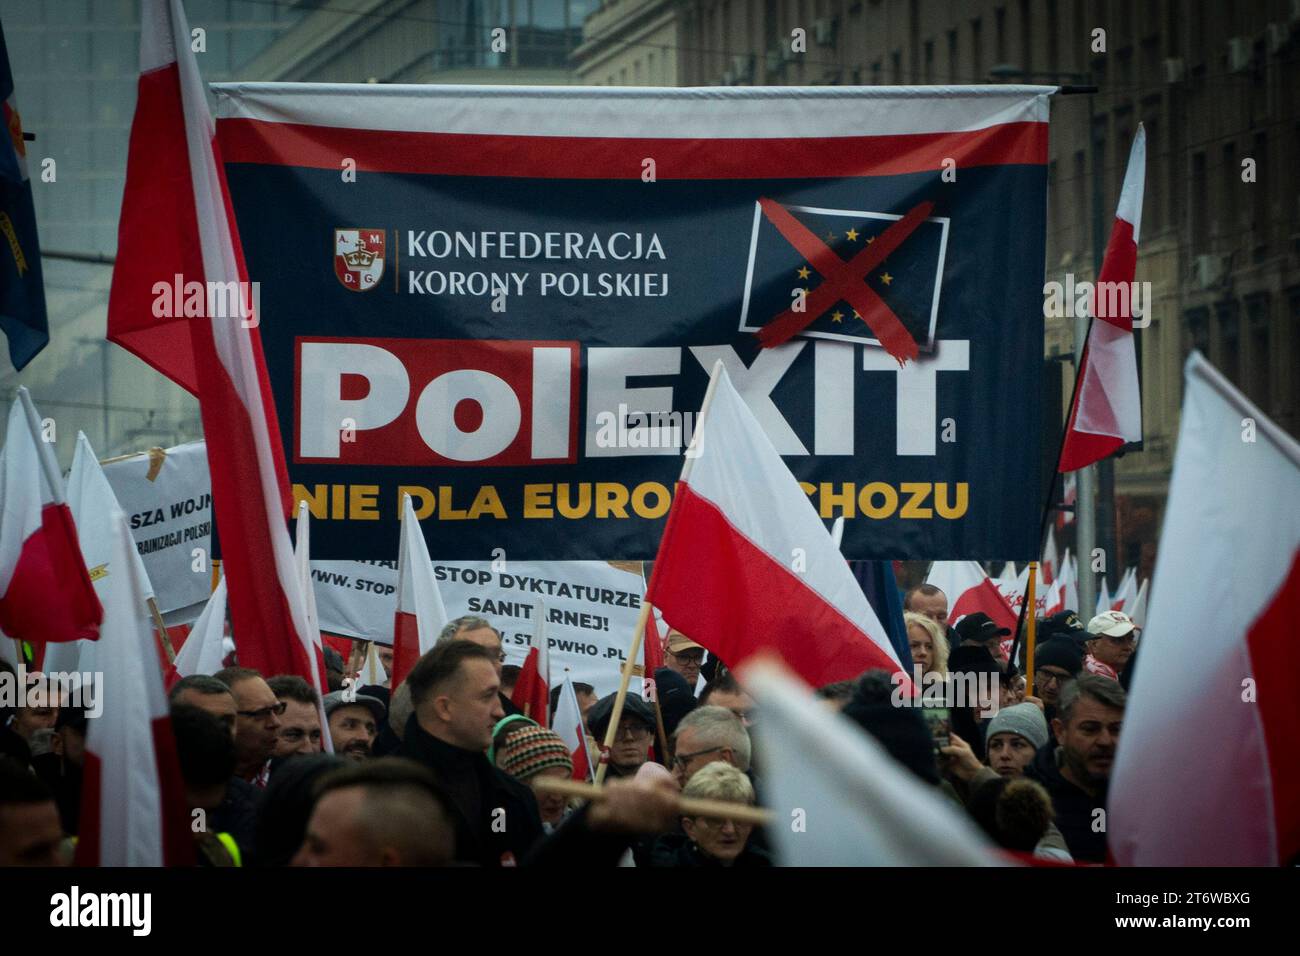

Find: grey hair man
671;705;751;787
436;615;506;676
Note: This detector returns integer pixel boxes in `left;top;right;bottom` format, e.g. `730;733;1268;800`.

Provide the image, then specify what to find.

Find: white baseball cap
1087;610;1137;638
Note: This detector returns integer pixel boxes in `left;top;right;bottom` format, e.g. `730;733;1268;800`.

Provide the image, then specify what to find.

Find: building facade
576;0;1300;583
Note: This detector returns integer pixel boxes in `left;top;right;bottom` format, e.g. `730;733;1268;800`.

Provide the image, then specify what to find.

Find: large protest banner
102;441;212;620
311;559;645;697
214;85;1050;560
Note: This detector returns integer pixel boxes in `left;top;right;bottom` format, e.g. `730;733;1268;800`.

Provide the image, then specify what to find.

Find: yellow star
866;236;874;245
824;230;837;243
852;309;862;320
845;228;859;241
797;266;811;279
881;273;893;285
831;310;844;323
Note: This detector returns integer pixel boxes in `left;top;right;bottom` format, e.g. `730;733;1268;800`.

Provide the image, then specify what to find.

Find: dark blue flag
0;20;48;370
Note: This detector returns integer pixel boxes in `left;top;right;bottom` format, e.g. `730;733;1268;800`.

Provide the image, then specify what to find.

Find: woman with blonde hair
648;762;770;867
904;610;949;677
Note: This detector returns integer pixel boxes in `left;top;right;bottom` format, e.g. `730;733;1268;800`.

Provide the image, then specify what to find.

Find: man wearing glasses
437;615;522;716
1082;611;1139;682
663;631;706;693
214;666;285;787
1031;637;1083;725
585;693;657;780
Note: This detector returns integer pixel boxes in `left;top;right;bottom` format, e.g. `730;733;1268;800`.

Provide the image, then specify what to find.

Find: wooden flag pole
594;600;651;785
148;597;176;665
1024;561;1038;695
533;777;773;827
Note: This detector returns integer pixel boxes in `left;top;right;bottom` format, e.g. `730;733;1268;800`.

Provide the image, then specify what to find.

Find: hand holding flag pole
596;360;730;784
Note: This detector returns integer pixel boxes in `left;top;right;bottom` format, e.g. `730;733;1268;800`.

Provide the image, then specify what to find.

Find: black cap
1038;610;1086;644
586;692;656;740
953;612;1011;644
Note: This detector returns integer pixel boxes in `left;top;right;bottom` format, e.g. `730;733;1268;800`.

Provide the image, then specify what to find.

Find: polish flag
1056;472;1077;529
553;672;593;782
744;655;1004;865
926;561;1019;634
642;581;665;703
1060;126;1145;472
1095;576;1111;618
1011;563;1050;618
1061;551;1079;615
106;0;317;684
1041;527;1058;585
1128;577;1149;630
43;432;152;678
1043;567;1066;617
1111;567;1137;613
166;576;227;690
1110;352;1300;865
75;512;194;866
511;600;551;726
293;503;333;752
390;494;449;690
995;562;1019;598
0;389;101;646
646;363;901;688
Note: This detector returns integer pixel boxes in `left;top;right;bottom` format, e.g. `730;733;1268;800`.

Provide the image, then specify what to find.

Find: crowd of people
0;590;1139;867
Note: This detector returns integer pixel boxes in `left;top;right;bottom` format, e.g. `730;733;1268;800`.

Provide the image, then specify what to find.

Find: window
1183;307;1211;365
891;49;902;84
995;6;1006;64
947;29;958;82
971;19;982;76
1222;141;1238;235
1246;295;1271;411
924;39;934;83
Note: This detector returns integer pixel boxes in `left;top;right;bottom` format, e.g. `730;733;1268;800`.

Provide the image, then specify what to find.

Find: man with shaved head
292;758;454;866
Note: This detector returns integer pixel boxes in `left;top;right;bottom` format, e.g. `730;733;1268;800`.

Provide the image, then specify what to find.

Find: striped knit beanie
499;726;573;781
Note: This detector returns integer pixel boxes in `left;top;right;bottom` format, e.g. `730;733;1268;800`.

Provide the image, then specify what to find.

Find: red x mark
754;198;932;364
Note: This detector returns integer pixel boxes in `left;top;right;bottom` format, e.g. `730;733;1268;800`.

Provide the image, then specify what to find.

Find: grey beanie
986;702;1049;751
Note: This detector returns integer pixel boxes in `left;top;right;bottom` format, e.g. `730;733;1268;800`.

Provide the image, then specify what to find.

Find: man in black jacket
1025;674;1125;863
398;641;543;866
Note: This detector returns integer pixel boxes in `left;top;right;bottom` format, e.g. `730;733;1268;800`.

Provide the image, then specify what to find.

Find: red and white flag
1110;567;1134;613
511;599;551;726
1041;527;1058;585
75;512;194;866
0;390;101;646
1095;576;1111;618
1056;472;1077;529
43;432;152;678
293;503;333;752
552;672;593;782
166;576;227;689
1060;126;1145;472
646;363;901;687
107;0;316;684
1061;551;1079;615
390;494;449;690
1110;353;1300;866
1128;576;1149;630
1042;549;1075;617
744;656;1005;865
926;560;1019;633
